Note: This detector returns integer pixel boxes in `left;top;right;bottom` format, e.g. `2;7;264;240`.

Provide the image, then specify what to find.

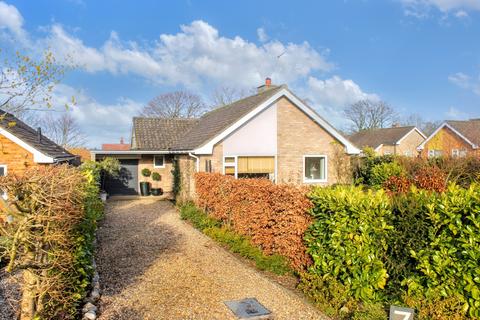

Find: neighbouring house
349;125;426;157
418;119;480;158
68;147;91;163
101;137;130;151
0;109;77;177
92;79;360;198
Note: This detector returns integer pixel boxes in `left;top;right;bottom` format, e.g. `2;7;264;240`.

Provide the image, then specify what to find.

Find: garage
104;159;139;195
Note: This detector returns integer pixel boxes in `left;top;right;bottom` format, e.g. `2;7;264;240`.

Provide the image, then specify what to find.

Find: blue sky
1;0;479;147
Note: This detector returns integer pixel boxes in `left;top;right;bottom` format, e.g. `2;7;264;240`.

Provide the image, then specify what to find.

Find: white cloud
257;27;269;42
448;72;480;95
26;20;332;89
50;84;143;147
401;0;480;17
0;1;26;41
300;76;380;127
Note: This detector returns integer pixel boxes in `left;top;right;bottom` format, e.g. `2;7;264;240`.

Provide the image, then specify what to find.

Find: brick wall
276;97;349;185
177;155;196;202
0;134;39;175
421;126;478;158
139;154;174;193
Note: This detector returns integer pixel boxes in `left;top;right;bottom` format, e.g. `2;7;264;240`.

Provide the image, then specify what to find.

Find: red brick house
92;80;360;197
417;120;480;158
0;110;76;177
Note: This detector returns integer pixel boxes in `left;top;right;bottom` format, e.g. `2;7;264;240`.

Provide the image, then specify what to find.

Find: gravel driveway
96;199;326;320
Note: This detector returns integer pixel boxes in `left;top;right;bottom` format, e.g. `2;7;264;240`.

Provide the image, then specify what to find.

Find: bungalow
349;125;426;157
0;109;77;177
418;119;480;158
92;80;360;198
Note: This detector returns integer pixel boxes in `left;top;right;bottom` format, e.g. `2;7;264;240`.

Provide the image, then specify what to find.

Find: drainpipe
188;152;199;172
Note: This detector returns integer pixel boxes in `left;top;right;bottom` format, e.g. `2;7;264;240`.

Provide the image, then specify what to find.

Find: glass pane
0;167;5;176
304;157;325;181
154;156;164;166
225;157;235;163
225;166;235;175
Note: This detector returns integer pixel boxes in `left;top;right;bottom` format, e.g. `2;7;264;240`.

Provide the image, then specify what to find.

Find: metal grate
224;298;273;319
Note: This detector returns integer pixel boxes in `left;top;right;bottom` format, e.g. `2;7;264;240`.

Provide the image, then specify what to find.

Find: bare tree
41;112;86;148
140;90;206;118
401;113;442;136
345;99;398;133
210;86;254;108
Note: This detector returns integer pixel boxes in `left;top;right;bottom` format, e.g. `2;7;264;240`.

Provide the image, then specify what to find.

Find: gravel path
96;199;327;320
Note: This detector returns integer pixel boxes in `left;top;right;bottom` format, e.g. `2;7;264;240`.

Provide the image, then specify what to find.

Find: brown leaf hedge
195;173;313;271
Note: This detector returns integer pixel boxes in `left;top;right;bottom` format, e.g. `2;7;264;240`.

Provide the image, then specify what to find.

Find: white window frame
0;165;7;176
303;155;328;183
223;156;238;179
153;155;165;168
452;149;459;158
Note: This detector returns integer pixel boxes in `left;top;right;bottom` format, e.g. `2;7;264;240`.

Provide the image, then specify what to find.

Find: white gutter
188;152;200;172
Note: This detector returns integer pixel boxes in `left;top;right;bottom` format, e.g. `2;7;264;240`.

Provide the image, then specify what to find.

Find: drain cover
224;298;273;319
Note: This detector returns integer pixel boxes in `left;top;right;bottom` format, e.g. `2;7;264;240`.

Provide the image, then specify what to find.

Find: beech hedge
195;173;313;271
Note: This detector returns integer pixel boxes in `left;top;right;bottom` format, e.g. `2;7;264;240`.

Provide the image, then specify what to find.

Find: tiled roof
0;109;75;161
446;120;480;146
101;143;130;151
172;86;284;150
131;118;198;150
349;126;417;149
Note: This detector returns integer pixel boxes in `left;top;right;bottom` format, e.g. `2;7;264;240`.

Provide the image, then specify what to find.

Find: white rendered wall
223;103;277;156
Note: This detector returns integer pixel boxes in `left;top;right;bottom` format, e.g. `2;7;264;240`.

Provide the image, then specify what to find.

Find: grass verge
179;202;292;275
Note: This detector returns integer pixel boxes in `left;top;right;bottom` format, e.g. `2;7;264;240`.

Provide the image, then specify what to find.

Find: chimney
257;77;273;93
120;137;124;144
37;127;42;143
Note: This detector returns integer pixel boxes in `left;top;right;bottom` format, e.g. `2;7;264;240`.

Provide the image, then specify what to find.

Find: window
0;165;7;200
428;150;443;158
205;159;212;173
304;156;327;183
404;150;412;157
153;155;165;168
452;149;467;158
237;156;275;180
223;157;236;177
223;156;275;180
0;165;6;176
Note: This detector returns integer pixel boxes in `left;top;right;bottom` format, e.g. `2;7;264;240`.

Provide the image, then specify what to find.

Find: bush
305;186;392;302
403;184;480;318
413;166;446;192
195;173;313;271
383;175;412;195
180;203;291;275
370;162;404;188
141;168;152;177
0;165;103;319
352;148;395;185
151;172;161;181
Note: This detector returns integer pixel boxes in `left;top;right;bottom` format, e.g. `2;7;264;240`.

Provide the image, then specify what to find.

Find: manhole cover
224;298;273;319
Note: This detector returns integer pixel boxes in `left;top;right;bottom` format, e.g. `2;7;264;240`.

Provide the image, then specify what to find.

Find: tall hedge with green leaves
402;184;480;318
305;186;392;302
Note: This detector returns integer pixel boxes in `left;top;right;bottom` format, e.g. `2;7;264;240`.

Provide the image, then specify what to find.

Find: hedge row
304;183;480;319
0;164;105;319
195;173;312;271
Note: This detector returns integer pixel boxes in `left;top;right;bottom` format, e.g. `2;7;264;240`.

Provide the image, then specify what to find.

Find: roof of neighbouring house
131;117;199;150
445;119;480;147
0;109;76;161
349;126;423;150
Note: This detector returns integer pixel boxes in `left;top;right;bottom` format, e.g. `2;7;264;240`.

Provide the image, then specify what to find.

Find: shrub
0;165;103;319
195;173;313;271
151;172;161;181
180;203;291;275
370;162;404;188
141;168;152;177
305;186;392;302
352;148;395;185
413;166;446;192
403;184;480;318
383;175;412;195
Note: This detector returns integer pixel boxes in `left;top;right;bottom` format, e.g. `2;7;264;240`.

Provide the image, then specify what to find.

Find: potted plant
151;172;163;196
140;168;152;196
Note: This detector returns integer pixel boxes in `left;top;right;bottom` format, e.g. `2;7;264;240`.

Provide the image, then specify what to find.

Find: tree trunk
20;269;37;320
